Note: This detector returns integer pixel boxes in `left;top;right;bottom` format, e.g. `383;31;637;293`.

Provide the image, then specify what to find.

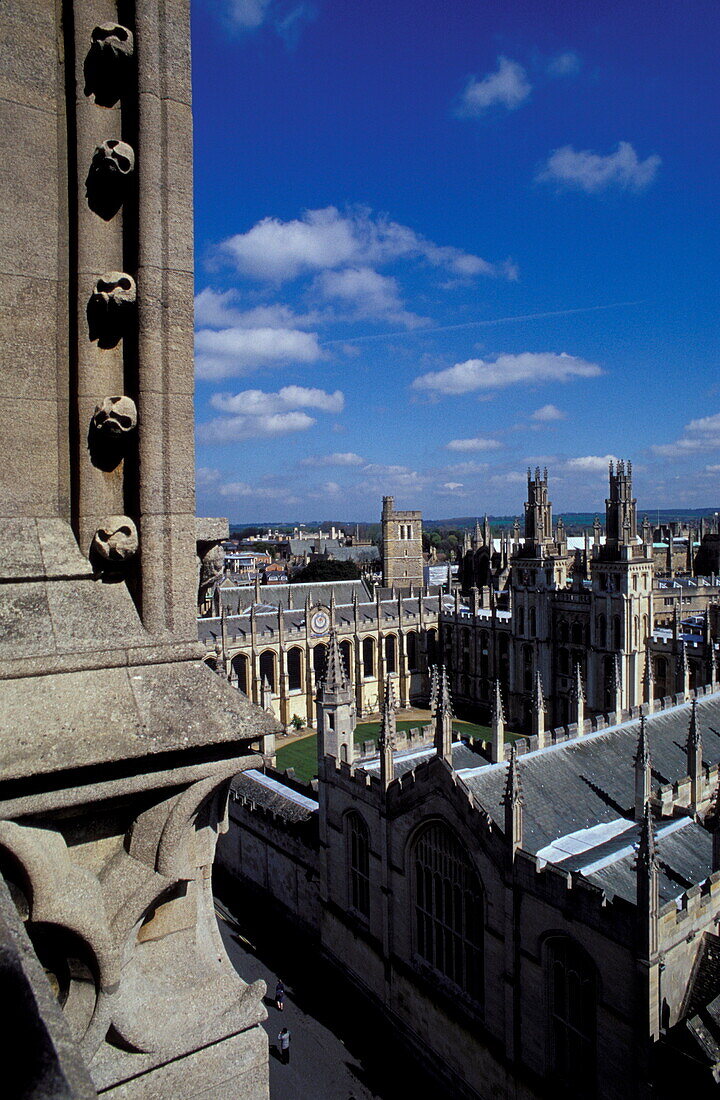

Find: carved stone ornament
85;139;135;221
91;396;138;438
88;395;137;472
83;23;135;108
91;516;139;564
87;271;136;348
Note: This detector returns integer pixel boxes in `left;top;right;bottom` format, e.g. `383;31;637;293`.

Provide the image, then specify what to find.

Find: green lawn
275;717;518;783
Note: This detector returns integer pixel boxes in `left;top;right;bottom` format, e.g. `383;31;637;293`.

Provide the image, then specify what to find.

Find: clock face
310;608;330;636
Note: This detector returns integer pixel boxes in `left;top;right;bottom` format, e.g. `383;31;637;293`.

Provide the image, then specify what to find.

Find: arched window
362;636;374;678
517;607;525;635
558;647;569;675
287;647;302;692
426;629;437;666
558;620;569;643
596;614;606;648
340;639;352;681
613;615;622;650
347;812;370;918
412;822;483;1001
571;622;583;647
529;607;537;637
406;632;418;670
546;937;597;1092
385;634;397;673
523;644;533;691
232;653;248;694
259;650;276;693
313;643;327;678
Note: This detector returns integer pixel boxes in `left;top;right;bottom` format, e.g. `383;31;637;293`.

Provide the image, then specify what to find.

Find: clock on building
310;607;331;636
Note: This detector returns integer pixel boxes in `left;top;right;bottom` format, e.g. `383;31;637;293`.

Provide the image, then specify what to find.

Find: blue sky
191;0;720;522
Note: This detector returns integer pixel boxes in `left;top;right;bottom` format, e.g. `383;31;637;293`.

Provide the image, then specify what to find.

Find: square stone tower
0;2;273;1095
381;496;424;590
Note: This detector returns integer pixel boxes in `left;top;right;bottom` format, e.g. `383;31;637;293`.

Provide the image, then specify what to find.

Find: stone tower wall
381;496;424;590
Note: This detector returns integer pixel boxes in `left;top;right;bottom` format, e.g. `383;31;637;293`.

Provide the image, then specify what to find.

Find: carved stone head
86;140;135;221
87;272;136;347
91;516;139;564
91;396;138;438
84;23;134;108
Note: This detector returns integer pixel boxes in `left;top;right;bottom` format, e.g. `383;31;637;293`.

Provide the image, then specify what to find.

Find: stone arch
259;649;276;693
362;636;375;678
286;646;302;692
231;652;248;694
409;820;484;1003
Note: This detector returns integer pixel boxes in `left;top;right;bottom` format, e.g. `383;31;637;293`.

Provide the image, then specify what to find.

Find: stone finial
321;628;350;693
434;666;454;764
491;679;505;764
637;800;658;872
502;742;524;856
634;717;652;821
378;676;397;790
687;699;703;810
429;664;439;714
533;668;546;747
572;663;585;735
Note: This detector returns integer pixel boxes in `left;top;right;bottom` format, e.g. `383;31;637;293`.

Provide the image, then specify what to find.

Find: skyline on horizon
191;0;720;522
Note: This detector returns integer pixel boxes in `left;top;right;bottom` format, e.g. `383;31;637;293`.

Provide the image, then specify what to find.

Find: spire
636;801;660;963
637;800;658;872
261;675;273;712
491;679;505;764
532;668;547;748
679;640;690;698
634;717;652;821
434;665;454;764
613;653;623;716
322;627;350;692
644;641;654;705
687;698;703;810
502;742;524;857
378;675;396;790
429;664;439;714
572;663;586;735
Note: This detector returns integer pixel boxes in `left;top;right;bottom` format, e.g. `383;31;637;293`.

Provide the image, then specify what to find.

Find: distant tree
291;559;360;583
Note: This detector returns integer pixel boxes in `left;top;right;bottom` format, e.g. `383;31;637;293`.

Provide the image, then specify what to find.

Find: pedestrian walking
275;979;285;1011
278;1026;291;1064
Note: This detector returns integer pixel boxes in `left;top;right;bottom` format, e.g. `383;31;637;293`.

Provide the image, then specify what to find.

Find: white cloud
300;452;365;467
219;481;299;502
441;482;464;491
537;142;661;193
314;267;426;327
195;289;319;330
196;466;221;488
194;326;323;380
198;410;315;445
228;0;272;28
457;57;531;116
706;464;720;473
651;411;720;457
199;385;344;445
446;437;502;453
209;385;344;416
686;413;720;434
413;352;601;395
547;51;581;77
565;454;618;472
218;205;497;282
531;403;565;421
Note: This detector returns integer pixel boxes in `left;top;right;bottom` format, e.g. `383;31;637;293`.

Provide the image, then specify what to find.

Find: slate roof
230;769;317;823
360;693;720;905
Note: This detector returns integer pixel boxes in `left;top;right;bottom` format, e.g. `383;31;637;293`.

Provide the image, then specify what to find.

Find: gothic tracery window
546;937;597;1094
412;822;483;1001
347;812;370;918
